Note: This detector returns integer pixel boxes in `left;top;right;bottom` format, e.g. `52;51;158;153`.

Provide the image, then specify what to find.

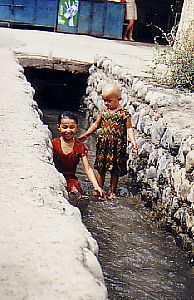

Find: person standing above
123;0;137;42
79;84;138;200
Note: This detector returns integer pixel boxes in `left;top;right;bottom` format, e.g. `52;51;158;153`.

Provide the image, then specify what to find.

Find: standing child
79;84;138;200
52;111;105;205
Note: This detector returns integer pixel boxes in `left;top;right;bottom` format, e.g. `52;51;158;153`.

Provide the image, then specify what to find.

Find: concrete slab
0;28;154;77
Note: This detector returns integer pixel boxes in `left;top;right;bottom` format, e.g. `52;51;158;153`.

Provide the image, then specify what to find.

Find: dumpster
0;0;183;42
57;0;125;39
0;0;125;39
0;0;58;28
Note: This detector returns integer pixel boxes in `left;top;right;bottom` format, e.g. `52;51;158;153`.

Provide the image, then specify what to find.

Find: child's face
102;92;121;110
58;118;78;140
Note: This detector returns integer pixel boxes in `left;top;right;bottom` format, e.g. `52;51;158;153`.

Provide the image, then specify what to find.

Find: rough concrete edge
8;50;108;299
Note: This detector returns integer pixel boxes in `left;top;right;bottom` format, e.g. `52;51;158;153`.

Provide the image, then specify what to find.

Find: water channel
43;108;193;300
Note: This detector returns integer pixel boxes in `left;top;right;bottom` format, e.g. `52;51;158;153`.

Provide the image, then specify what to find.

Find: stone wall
83;55;194;256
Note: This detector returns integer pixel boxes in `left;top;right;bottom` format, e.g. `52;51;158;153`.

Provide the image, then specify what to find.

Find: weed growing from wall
153;21;194;92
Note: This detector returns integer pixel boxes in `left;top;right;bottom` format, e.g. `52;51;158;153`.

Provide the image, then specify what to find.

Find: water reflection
43;108;193;300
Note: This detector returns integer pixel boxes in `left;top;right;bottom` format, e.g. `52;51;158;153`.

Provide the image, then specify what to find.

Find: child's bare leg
124;19;135;41
92;172;105;198
128;19;135;41
109;173;119;200
123;22;129;40
67;179;82;199
69;186;81;198
96;172;105;189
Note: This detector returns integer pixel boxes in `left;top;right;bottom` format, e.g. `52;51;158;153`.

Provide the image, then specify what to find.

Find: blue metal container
77;1;91;34
0;0;58;27
79;1;124;39
35;0;58;27
91;2;106;36
0;0;125;39
0;0;12;22
103;1;125;39
12;0;36;23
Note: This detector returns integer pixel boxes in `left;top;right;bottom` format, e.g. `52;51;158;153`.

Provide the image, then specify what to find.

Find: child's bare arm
82;155;106;199
126;117;138;153
78;114;102;141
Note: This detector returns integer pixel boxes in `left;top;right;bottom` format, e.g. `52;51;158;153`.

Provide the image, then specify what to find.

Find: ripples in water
82;197;193;300
44;109;194;300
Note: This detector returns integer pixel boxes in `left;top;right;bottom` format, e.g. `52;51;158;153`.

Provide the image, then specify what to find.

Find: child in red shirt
52;111;105;204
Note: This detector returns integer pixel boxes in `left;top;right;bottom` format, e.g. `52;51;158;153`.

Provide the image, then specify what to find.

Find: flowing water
43;108;193;300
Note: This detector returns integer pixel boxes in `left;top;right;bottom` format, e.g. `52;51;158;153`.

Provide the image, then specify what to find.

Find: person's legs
91;172;106;200
124;19;135;41
123;21;129;40
128;19;135;41
109;172;119;200
67;178;82;198
96;172;105;189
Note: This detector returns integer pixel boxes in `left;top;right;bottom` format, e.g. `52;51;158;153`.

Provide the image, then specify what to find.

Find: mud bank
0;48;107;299
84;56;194;255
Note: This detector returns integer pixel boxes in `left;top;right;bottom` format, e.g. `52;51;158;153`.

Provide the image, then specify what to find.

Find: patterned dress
94;109;130;176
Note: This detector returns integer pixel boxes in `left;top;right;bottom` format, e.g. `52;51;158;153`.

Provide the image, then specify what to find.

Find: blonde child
79;84;138;200
52;111;106;205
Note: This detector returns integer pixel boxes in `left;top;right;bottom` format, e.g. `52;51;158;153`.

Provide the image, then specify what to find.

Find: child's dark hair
58;111;78;125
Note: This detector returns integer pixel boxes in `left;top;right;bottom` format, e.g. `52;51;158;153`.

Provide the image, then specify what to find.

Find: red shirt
52;138;88;179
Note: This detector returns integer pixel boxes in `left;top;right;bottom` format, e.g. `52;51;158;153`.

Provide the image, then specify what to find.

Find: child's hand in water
94;187;106;200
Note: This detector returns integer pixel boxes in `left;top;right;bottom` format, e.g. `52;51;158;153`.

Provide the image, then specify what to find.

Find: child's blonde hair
102;83;121;98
